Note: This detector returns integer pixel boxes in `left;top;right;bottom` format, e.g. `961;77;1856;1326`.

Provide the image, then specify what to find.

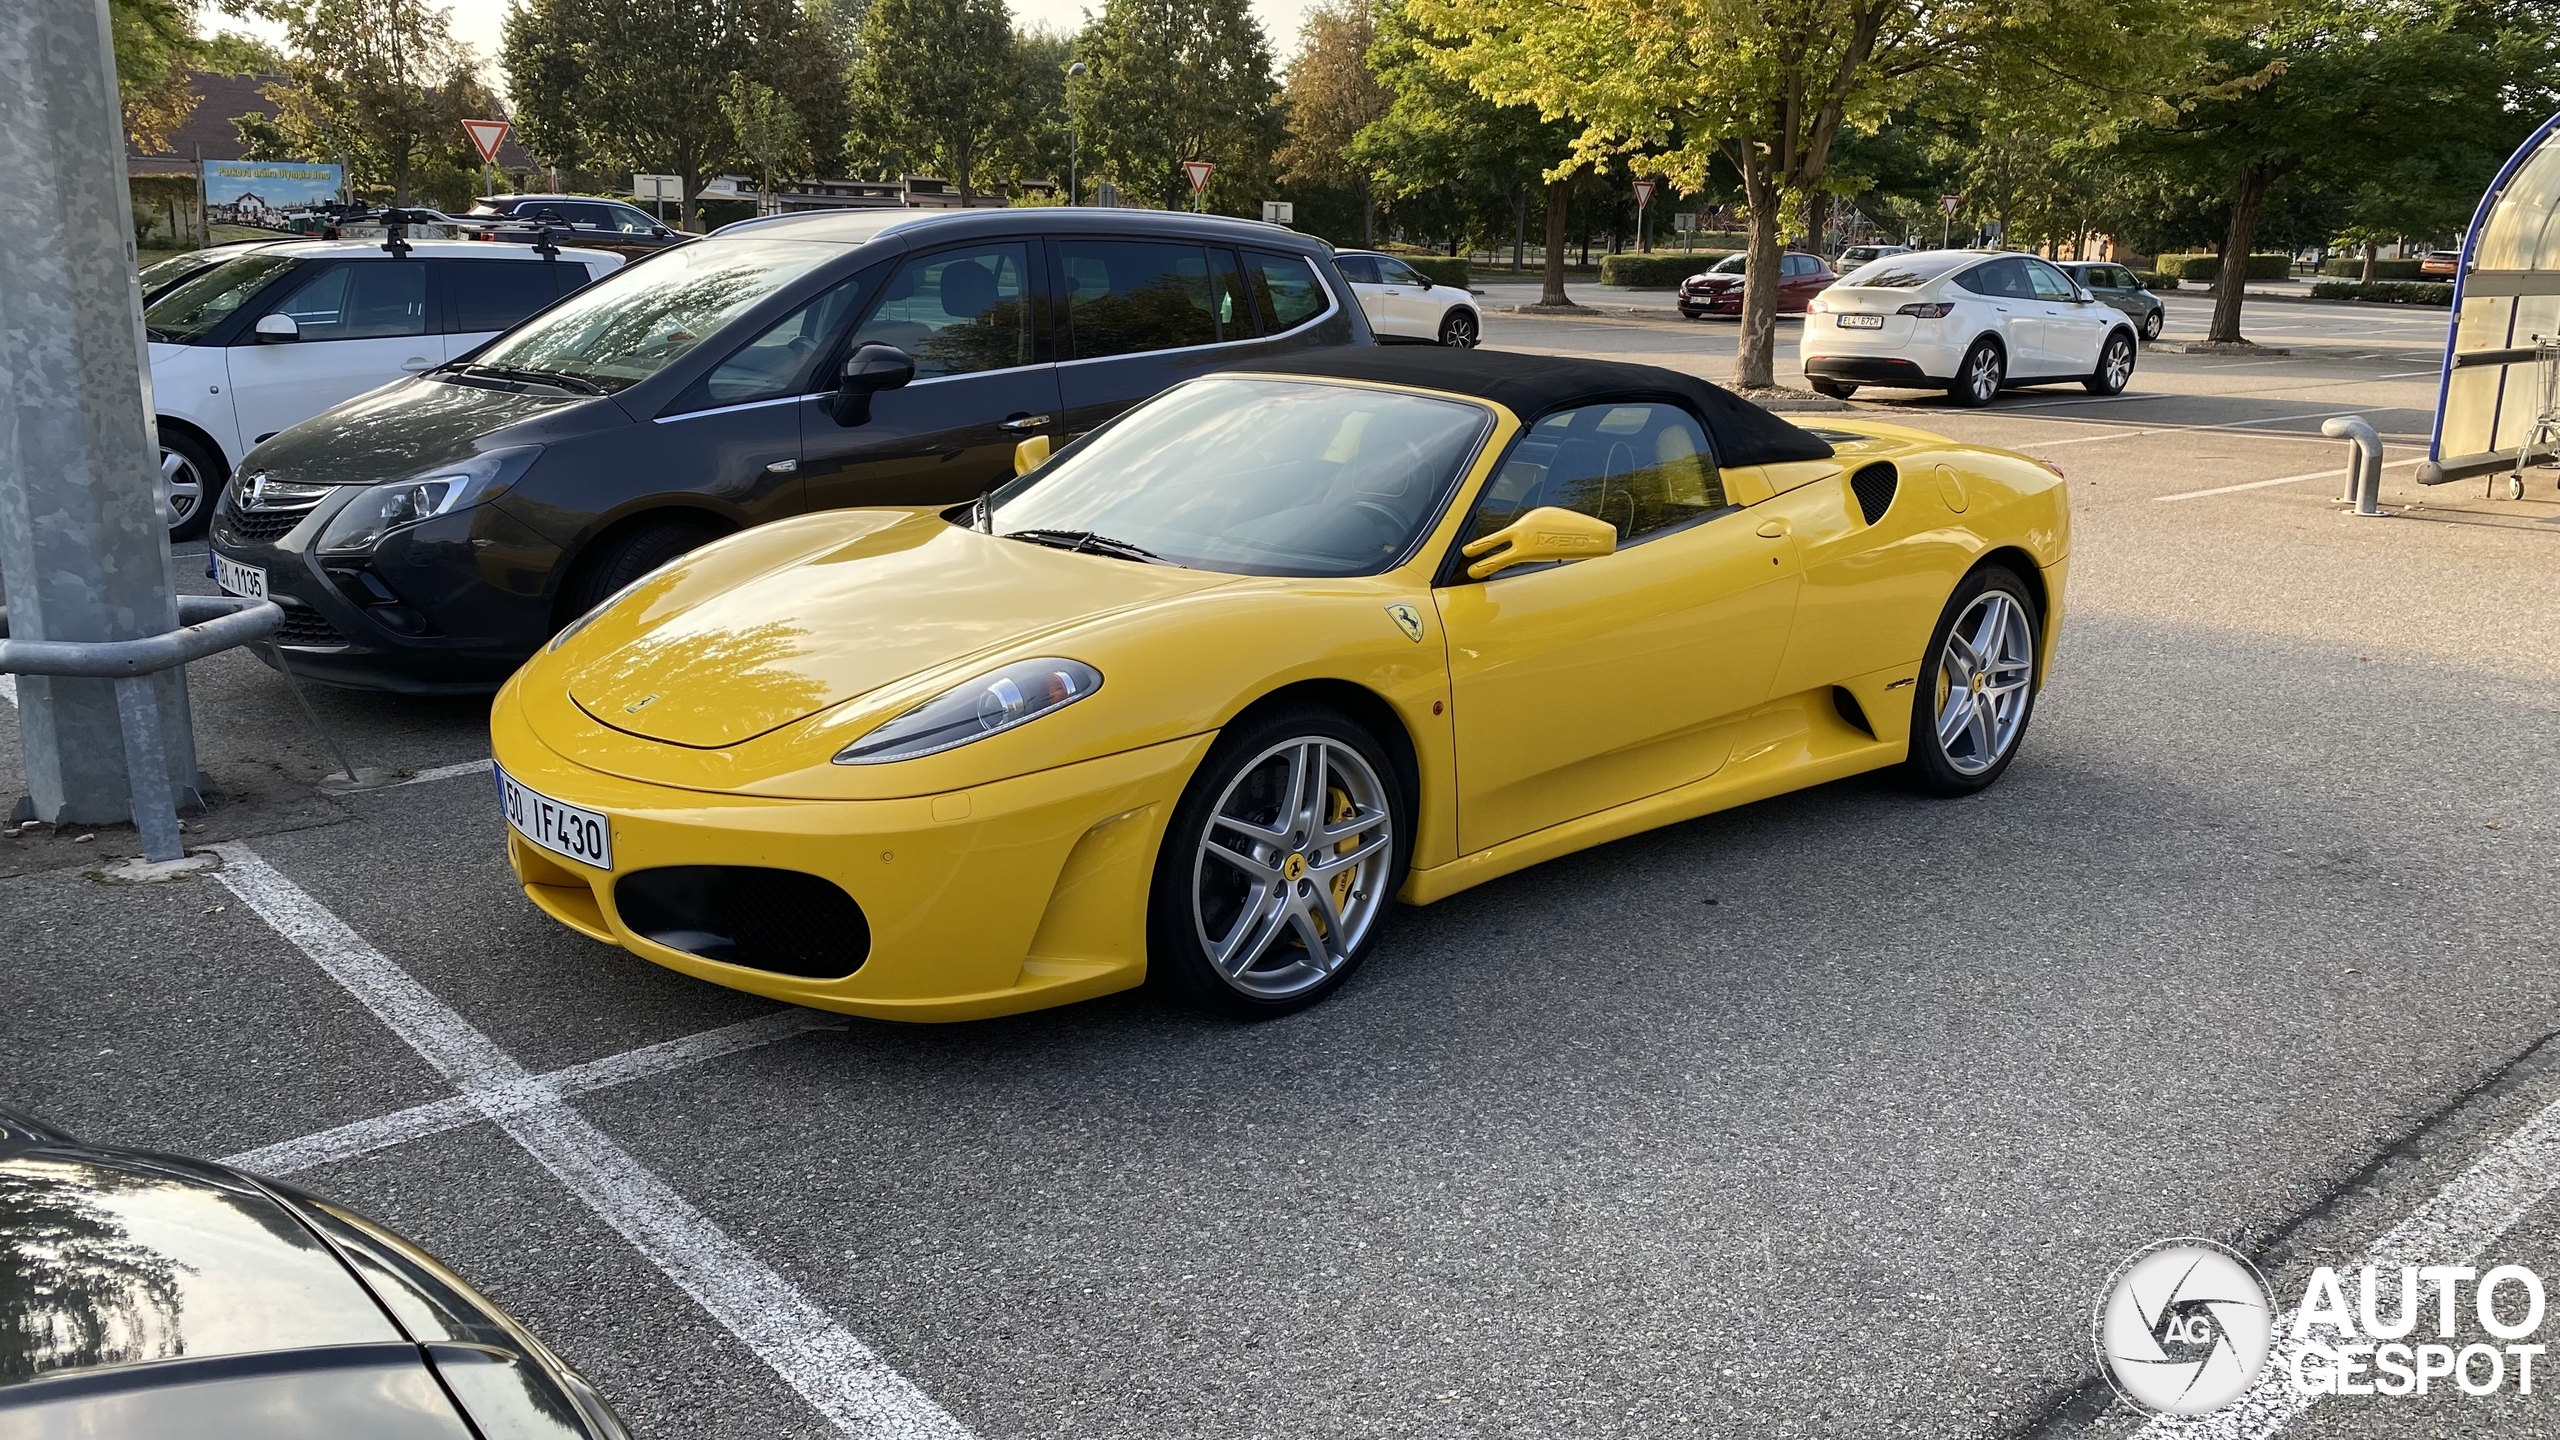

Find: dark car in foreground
1677;251;1837;318
0;1107;625;1439
209;206;1370;692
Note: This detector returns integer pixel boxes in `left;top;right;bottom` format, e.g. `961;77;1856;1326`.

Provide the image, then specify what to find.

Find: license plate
1836;314;1886;329
496;765;613;870
213;552;268;600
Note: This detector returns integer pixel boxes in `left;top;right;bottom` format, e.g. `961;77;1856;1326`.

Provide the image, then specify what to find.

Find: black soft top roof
1226;347;1835;467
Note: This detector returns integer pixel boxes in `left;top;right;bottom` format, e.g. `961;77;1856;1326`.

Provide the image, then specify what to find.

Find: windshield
989;377;1491;577
1838;252;1972;289
468;239;842;392
1709;255;1746;274
143;253;302;342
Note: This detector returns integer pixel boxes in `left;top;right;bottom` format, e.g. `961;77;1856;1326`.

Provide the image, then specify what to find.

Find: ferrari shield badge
1385;602;1425;643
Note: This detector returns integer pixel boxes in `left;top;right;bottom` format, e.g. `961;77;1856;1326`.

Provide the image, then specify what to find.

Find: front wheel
1149;705;1407;1018
1438;308;1479;348
1948;340;2003;407
160;428;224;541
2085;330;2136;395
1809;378;1859;399
1900;567;2041;796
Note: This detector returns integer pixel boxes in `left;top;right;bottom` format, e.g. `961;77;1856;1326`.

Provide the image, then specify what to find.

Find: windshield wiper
1002;528;1168;565
452;362;606;395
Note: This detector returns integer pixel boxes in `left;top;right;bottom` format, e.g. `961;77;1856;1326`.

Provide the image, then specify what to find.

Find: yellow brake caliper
1325;786;1359;926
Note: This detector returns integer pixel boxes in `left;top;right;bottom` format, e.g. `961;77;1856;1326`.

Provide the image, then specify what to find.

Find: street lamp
1066;61;1087;206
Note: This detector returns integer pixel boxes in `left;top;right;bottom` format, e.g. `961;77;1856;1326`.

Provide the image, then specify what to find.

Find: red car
1677;250;1837;318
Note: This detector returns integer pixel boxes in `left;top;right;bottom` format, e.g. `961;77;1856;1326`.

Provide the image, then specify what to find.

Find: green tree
230;0;479;206
109;0;203;150
1401;0;2220;388
1072;0;1284;213
1275;0;1390;243
722;76;808;210
845;0;1016;201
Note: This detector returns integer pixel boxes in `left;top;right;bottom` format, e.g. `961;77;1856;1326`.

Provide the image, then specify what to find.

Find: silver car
2058;261;2165;341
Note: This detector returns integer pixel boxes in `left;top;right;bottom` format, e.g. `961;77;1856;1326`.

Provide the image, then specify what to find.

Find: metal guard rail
0;594;283;862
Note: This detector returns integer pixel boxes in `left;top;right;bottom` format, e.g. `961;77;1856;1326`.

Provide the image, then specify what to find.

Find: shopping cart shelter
2423;110;2560;496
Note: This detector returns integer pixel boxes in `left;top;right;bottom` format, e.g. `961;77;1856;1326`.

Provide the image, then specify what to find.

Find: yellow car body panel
489;380;2067;1021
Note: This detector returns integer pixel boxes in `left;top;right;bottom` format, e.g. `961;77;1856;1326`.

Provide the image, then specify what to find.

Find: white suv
142;238;623;537
1801;250;2138;406
1333;250;1481;347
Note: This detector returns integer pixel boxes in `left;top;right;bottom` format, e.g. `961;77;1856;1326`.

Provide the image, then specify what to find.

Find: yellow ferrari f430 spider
492;348;2067;1021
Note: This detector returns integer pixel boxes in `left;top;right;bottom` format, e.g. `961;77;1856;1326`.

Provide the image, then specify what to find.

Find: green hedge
2310;280;2453;306
1599;251;1729;288
1402;256;1470;289
2129;271;2178;291
2318;256;2424;280
2156;253;2295;282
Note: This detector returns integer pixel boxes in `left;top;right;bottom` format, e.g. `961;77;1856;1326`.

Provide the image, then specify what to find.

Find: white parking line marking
222;1008;835;1176
395;758;495;787
2154;456;2421;502
0;674;14;707
2135;1076;2560;1439
2377;368;2442;379
210;843;971;1440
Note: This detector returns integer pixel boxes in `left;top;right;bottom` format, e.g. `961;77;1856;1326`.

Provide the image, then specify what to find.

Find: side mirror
1012;434;1051;476
654;227;672;238
1459;505;1617;580
254;313;300;343
831;343;914;427
1414;273;1433;289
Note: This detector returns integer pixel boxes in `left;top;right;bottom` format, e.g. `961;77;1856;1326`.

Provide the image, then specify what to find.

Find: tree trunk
2209;164;2276;344
2360;241;2376;285
1540;175;1570;306
1361;178;1374;247
1511;184;1526;272
1733;161;1782;391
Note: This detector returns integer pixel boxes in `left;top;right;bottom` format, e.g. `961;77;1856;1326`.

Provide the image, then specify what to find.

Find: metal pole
1066;62;1086;206
0;0;201;833
2323;415;2387;517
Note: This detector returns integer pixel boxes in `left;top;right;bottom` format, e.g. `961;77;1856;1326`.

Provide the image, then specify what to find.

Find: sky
208;0;1325;100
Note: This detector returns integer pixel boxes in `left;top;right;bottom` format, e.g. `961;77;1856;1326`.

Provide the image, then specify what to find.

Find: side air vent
614;866;871;978
1850;462;1899;525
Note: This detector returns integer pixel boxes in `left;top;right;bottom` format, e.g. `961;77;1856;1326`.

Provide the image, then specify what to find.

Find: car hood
243;374;611;488
559;509;1241;749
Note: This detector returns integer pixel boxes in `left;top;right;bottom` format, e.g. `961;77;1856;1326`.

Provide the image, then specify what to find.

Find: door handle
998;414;1052;432
400;357;434;371
1756;517;1792;538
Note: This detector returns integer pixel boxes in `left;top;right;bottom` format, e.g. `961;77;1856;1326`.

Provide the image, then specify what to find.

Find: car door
649;273;874;523
225;258;441;446
1334;253;1399;335
1954;257;2040;374
2027;257;2105;373
435;257;573;359
1051;235;1260;434
1373;256;1438;335
1779;253;1816;311
798;239;1062;510
1430;401;1804;854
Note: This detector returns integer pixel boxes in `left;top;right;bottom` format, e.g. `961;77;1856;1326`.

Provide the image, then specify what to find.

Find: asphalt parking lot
11;290;2560;1439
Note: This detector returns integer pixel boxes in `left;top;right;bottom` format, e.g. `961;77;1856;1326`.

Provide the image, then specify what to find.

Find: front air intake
1850;462;1899;525
613;866;871;978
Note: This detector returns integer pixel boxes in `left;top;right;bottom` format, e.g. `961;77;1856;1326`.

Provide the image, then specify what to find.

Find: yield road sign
1940;193;1962;215
1183;160;1215;194
1632;179;1655;208
462;119;510;163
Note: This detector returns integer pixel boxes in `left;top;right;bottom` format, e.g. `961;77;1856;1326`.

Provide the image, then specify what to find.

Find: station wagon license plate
496;764;613;870
213;552;268;600
1836;314;1886;329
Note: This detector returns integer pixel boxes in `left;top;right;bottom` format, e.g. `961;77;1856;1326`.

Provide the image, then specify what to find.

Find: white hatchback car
143;238;623;537
1801;249;2138;406
1333;249;1481;347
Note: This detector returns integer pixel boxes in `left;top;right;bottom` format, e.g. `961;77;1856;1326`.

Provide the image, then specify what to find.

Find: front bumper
490;686;1215;1021
1678;287;1741;316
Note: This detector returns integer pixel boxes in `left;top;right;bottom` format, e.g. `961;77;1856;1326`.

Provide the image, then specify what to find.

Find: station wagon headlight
315;445;542;553
834;658;1102;765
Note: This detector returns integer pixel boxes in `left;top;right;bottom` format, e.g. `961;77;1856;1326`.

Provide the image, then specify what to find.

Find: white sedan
142;238;623;537
1800;250;2138;406
1333;249;1481;347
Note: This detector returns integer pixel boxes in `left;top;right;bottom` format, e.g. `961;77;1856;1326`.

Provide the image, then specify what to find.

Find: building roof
1223;347;1836;468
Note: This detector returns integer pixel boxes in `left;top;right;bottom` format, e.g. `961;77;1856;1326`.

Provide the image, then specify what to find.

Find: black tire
1148;703;1410;1019
1438;308;1479;348
2139;307;2164;342
2084;329;2137;395
160;426;224;541
1900;565;2042;797
1809;377;1859;399
1947;339;2003;407
558;518;719;624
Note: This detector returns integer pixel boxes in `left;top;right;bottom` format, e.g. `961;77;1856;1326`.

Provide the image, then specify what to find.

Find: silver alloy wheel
1441;310;1479;348
1191;735;1395;999
161;446;204;531
1932;589;2036;775
2101;333;2135;391
1965;344;2002;403
2141;308;2163;341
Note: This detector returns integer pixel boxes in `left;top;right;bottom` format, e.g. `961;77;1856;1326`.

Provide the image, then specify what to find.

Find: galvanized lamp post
1067;62;1088;206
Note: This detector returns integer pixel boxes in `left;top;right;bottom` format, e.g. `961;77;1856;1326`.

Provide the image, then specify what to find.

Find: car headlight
315;445;541;554
833;658;1102;765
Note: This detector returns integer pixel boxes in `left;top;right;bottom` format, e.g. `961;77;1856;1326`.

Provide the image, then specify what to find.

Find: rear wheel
558;518;719;624
1901;567;2041;796
1947;340;2003;407
1438;308;1479;348
2085;330;2136;395
1809;378;1859;399
2139;307;2164;342
1149;704;1407;1019
160;428;223;541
